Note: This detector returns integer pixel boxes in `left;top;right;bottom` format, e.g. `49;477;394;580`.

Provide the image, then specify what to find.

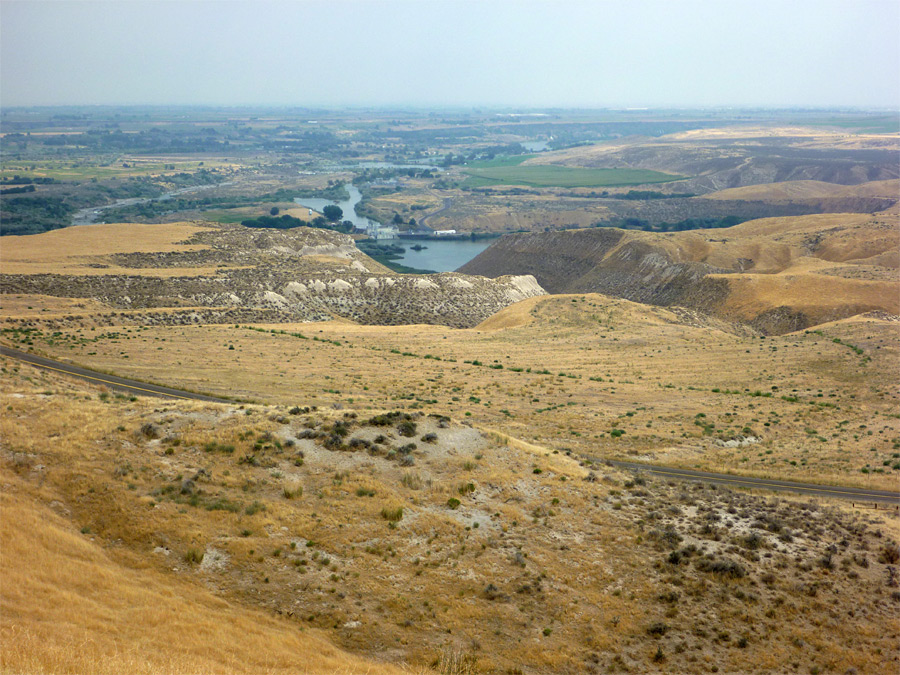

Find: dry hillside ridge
3;361;899;674
459;212;898;334
0;222;546;329
4;293;898;492
523;126;900;195
703;179;900;202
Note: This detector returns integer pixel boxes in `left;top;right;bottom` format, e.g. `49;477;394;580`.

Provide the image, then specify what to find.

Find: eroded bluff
459;215;899;334
1;224;546;329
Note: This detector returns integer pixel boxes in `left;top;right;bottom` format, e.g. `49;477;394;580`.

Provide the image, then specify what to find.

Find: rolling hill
458;212;898;334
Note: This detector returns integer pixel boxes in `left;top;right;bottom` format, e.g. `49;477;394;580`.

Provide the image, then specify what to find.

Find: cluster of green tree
241;214;308;229
0;195;76;235
392;213;417;227
33;129;229;154
161;169;221;188
356;240;405;258
351;167;434;186
294;183;349;201
240;213;353;234
262;130;345;154
99;184;314;223
355;239;435;274
376;125;487;143
470;186;539;195
1;175;56;185
100;199;186;222
440;143;526;167
321;205;343;221
89;178;165;200
619;190;696;200
1;185;36;195
568;189;696;199
595;215;747;232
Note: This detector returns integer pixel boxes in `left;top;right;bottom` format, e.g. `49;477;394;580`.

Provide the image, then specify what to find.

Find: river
293;185;379;231
295;186;494;272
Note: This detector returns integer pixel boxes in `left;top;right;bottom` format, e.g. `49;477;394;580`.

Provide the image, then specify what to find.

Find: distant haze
1;0;898;109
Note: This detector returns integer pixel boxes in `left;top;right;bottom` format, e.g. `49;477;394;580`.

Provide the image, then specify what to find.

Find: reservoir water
393;239;493;273
295;184;494;273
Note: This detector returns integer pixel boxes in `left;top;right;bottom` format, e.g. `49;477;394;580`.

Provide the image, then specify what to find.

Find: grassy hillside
459;212;899;332
2;178;899;674
703;179;900;202
1;448;408;675
3;358;898;674
3;292;898;492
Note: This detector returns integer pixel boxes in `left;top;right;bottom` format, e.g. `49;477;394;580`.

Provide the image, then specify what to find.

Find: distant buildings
368;224;398;240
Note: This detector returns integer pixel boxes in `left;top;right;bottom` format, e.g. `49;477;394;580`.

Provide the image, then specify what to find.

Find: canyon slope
459;211;898;334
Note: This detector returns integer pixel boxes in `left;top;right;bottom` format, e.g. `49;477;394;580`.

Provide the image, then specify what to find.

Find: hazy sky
2;0;898;108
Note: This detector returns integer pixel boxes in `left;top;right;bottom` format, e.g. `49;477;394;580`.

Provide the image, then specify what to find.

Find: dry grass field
520;126;900;195
3;293;898;492
460;211;899;333
0;222;217;276
2;358;899;674
703;179;900;202
1;471;408;675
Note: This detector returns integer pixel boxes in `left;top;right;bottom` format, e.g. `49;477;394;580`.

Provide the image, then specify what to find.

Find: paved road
0;345;234;403
603;459;900;506
418;197;452;228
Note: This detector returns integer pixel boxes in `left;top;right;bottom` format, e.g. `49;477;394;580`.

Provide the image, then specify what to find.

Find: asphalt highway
0;345;233;404
603;459;900;506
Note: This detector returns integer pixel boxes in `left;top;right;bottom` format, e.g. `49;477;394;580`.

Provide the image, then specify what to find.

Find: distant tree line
1;176;56;185
241;211;353;234
619;190;696;200
0;195;76;235
1;185;36;195
568;189;695;199
595;215;746;232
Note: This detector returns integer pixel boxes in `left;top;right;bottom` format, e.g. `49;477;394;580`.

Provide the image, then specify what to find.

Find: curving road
0;345;234;403
602;459;900;506
2;344;898;505
418;197;453;228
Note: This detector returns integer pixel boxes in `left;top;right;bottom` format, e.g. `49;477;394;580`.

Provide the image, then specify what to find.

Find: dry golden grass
0;222;213;276
525;126;900;173
2;365;898;675
711;272;898;320
5;290;897;492
474;295;543;330
673;125;898;141
703;179;900;201
0;294;111;318
0;472;409;675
